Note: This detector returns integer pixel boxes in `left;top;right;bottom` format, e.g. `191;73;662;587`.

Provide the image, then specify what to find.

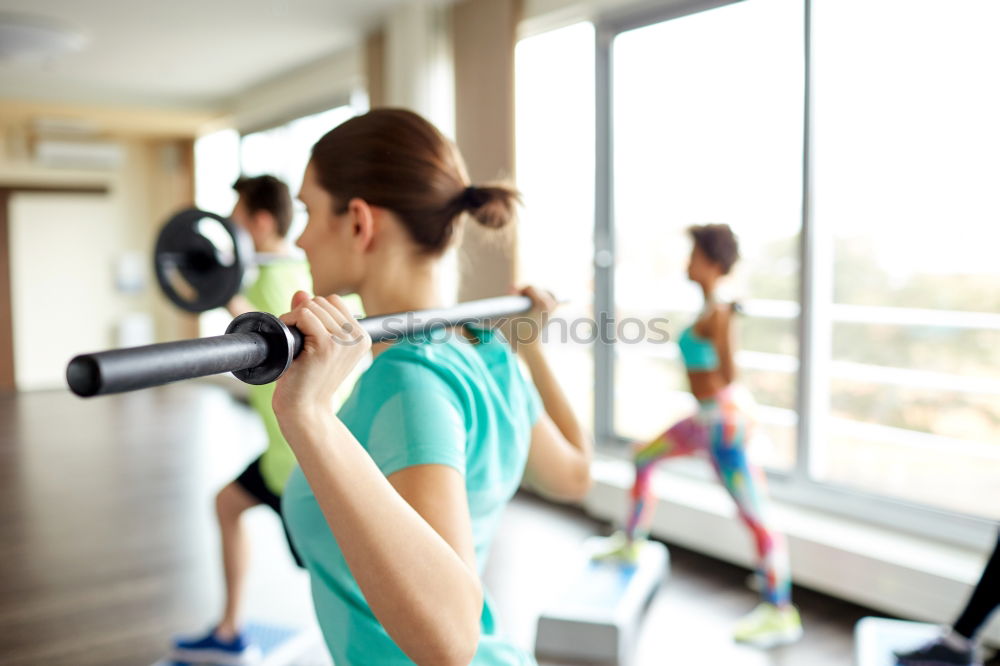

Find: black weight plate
154;208;254;313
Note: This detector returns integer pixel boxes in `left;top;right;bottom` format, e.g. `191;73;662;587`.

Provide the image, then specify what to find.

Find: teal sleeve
360;356;467;478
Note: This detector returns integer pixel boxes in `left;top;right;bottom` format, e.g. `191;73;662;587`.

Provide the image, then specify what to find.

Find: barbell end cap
67;355;102;398
226;312;297;386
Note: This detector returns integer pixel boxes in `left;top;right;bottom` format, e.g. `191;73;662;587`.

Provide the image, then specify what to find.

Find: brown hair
233;174;294;238
310;108;520;254
688;223;740;274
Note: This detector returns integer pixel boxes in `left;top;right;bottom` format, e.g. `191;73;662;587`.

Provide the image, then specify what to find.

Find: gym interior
1;0;998;665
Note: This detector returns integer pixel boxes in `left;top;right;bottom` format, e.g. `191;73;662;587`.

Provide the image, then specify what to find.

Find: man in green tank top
172;175;312;664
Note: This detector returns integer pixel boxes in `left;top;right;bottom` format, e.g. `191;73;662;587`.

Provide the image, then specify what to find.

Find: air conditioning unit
33;138;124;170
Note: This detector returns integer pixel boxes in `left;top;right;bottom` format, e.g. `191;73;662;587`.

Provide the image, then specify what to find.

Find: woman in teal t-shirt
271;108;593;665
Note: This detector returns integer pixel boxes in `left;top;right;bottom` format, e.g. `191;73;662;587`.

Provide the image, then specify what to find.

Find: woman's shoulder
711;301;738;321
364;341;447;380
359;337;472;397
364;327;518;384
696;301;737;334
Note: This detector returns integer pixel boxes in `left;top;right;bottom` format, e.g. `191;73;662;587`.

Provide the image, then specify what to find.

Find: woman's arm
286;419;482;666
713;305;737;385
513;287;593;502
273;292;482;666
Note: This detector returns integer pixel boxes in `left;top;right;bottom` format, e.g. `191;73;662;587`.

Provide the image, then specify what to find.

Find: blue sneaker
170;629;261;665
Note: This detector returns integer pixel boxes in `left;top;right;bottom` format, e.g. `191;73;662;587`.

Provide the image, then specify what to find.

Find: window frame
591;0;998;550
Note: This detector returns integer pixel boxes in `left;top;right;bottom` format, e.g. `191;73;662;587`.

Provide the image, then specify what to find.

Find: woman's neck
700;280;718;310
357;254;443;318
359;259;446;356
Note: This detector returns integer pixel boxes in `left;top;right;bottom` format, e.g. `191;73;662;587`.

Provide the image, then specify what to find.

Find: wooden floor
0;384;992;665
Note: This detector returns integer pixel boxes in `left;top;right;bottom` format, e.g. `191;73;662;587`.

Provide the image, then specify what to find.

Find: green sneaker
733;603;803;648
591;532;642;564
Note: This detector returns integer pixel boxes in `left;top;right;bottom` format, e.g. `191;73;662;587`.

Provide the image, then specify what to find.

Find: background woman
600;224;802;648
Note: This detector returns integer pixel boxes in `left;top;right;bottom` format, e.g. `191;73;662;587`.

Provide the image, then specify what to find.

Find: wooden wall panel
453;0;522;301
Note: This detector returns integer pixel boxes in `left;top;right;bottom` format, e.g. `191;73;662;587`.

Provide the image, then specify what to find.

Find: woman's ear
344;197;376;251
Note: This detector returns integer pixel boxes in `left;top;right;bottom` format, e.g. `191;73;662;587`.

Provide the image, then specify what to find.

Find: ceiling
0;0;407;109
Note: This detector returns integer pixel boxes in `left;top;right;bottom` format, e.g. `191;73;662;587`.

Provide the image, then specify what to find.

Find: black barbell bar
66;295;533;398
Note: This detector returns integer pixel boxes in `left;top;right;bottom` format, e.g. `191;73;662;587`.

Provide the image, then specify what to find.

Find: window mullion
594;24;616;446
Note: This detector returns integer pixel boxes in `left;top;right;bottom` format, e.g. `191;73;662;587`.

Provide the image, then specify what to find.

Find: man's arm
226;294;255;318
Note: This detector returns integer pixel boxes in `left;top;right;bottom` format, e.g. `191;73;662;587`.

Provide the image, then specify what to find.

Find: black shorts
235;456;304;568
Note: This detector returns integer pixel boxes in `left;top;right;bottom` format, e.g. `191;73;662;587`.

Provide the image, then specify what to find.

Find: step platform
535;536;669;665
854;616;942;666
154;621;322;666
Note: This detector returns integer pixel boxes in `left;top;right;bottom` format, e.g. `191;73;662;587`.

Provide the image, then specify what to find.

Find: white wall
0;124;200;392
229;48;364;134
9;193;121;390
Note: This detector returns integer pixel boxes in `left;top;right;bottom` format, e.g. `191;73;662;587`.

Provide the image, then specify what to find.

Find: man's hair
232;175;294;238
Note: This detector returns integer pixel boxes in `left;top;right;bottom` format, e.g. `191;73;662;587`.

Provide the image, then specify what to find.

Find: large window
610;0;804;472
194;128;241;216
515;22;596;427
517;0;1000;538
810;0;1000;519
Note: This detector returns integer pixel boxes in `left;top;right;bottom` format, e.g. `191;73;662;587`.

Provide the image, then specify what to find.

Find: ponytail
454;184;521;230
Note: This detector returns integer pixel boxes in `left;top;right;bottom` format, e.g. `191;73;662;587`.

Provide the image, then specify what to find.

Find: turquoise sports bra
678;323;720;372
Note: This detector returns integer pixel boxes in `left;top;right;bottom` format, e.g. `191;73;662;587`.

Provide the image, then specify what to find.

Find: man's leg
215;480;260;639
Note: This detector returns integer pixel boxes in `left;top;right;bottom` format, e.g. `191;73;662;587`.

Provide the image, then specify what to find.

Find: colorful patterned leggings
625;385;792;607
